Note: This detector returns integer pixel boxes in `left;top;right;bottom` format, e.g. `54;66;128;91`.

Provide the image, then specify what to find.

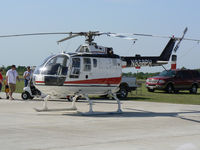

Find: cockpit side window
70;58;81;78
78;46;90;52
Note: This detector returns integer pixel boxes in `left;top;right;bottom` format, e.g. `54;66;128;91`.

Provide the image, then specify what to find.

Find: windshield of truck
158;70;175;77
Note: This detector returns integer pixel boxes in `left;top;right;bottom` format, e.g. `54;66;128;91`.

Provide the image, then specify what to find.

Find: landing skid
34;92;123;115
34;107;77;112
80;92;123;115
33;95;78;112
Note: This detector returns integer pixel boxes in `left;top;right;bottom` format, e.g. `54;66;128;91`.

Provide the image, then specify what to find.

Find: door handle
85;75;88;79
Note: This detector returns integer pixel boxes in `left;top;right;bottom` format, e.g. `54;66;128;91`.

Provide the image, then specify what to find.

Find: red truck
146;69;200;94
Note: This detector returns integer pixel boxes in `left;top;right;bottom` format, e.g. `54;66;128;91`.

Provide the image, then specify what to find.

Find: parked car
146;69;200;94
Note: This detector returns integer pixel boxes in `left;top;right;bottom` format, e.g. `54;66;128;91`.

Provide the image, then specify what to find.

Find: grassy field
128;83;200;105
1;80;24;93
1;80;200;105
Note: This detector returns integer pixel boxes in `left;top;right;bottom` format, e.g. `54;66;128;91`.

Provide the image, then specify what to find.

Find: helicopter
0;28;199;114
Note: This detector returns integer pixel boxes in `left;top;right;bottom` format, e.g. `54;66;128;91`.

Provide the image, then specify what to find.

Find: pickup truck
117;76;138;98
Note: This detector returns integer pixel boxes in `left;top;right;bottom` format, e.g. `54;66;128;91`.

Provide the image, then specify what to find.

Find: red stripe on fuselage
64;77;122;84
35;77;122;85
35;81;44;83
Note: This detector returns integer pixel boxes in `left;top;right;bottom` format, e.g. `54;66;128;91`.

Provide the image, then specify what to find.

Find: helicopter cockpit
34;54;69;86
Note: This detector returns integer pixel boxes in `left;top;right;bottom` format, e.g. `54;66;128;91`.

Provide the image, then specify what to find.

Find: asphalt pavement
0;92;200;150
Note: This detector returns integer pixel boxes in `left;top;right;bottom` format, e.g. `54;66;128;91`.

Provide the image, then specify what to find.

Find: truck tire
174;90;179;93
117;86;128;99
190;84;197;94
148;89;155;92
166;84;174;93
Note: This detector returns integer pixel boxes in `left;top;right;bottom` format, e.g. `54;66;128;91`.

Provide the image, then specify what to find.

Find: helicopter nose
33;74;45;85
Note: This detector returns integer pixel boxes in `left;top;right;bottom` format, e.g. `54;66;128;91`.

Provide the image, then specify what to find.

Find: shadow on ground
61;108;200;124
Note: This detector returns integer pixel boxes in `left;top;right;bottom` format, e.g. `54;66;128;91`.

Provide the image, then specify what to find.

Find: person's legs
9;84;13;99
0;83;2;99
9;83;16;100
6;92;9;99
24;79;28;87
5;85;9;99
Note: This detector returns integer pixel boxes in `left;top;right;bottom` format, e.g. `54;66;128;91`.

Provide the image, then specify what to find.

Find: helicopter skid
33;91;122;115
34;94;78;112
33;107;77;112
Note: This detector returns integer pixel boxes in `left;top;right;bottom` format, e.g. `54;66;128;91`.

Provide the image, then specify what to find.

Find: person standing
0;68;3;99
23;66;32;87
6;65;19;100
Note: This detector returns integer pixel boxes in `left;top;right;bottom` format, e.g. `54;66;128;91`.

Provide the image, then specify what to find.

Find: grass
1;80;200;105
128;83;200;105
1;80;24;93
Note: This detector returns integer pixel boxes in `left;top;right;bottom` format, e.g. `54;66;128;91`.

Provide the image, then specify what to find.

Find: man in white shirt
6;65;19;100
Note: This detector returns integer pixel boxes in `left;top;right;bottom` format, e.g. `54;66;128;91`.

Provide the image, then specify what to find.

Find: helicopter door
83;58;91;79
43;55;68;86
70;58;81;78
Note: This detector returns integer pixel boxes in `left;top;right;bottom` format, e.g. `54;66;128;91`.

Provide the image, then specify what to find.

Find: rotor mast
85;32;96;44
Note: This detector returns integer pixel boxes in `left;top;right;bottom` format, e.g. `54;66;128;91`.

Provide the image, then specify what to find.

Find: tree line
0;65;27;76
123;68;200;79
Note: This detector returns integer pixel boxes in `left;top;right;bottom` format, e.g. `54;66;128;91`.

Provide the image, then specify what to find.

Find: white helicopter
0;28;198;114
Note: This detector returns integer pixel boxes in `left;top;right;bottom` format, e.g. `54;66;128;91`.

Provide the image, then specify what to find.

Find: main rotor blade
107;33;137;40
132;33;171;39
57;34;80;44
0;32;75;38
132;32;200;43
182;38;200;42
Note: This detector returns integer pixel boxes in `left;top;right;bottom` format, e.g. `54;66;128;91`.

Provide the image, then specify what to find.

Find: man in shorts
6;65;19;100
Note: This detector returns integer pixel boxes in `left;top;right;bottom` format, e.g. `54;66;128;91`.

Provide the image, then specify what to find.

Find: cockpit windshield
158;70;175;77
34;55;55;74
34;54;69;76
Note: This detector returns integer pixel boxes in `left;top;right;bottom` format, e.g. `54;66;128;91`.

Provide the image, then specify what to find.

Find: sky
0;0;200;73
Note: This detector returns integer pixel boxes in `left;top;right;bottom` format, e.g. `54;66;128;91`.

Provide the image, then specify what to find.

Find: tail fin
159;38;176;61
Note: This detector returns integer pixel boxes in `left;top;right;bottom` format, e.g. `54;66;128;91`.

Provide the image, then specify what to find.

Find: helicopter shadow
89;96;150;102
12;96;149;104
63;108;200;124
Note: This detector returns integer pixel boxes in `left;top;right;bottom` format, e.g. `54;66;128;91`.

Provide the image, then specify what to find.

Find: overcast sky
0;0;200;73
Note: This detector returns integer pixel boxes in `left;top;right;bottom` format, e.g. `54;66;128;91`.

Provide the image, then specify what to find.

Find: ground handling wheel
21;91;31;100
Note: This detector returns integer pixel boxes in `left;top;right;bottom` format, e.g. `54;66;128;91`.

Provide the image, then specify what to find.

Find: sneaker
6;96;9;99
10;97;14;100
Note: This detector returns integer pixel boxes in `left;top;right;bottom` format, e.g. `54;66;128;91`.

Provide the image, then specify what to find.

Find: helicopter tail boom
121;37;176;68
